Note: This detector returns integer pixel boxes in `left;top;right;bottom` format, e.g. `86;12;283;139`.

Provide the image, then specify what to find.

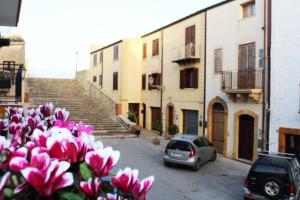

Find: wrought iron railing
171;43;200;61
221;69;262;90
0;63;24;102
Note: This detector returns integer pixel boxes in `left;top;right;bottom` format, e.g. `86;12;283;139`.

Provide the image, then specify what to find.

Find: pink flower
0;172;11;191
8;147;28;172
98;194;118;200
39;103;53;118
0;136;10;152
6;107;23;117
111;167;139;193
85;147;120;177
10;114;24;124
132;176;155;200
111;167;154;200
55;108;69;121
27;116;45;134
8;122;23;135
54;120;76;131
20;159;73;196
75;121;93;137
80;177;101;198
0;119;8;136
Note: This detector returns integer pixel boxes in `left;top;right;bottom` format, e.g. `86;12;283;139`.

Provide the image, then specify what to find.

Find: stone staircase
26;78;130;137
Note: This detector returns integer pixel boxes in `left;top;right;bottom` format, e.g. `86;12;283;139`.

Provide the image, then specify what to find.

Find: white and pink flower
85;147;120;177
80;177;101;198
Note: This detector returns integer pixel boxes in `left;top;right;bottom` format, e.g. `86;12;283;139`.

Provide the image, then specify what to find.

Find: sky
2;0;223;79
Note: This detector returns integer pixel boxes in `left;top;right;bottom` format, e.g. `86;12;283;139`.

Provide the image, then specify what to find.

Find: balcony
172;43;200;66
221;69;262;103
0;63;25;103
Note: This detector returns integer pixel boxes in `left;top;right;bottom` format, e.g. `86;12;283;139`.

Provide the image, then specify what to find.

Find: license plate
171;153;182;158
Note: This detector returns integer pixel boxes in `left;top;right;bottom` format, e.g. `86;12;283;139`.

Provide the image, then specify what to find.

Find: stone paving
100;132;251;200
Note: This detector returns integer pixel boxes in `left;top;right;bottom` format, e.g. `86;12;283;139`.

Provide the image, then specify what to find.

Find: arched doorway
208;97;228;156
212;103;225;155
238;114;255;160
165;103;175;135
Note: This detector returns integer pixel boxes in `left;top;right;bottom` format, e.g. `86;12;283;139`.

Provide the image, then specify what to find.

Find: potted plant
168;124;179;138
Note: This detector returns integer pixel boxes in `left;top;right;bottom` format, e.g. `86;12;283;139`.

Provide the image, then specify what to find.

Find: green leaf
80;163;92;181
59;192;83;200
3;188;13;198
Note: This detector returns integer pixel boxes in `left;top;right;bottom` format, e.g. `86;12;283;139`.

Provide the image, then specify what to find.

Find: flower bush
0;103;154;200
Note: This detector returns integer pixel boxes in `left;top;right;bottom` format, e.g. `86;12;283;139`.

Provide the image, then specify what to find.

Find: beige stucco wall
141;13;206;134
205;0;264;159
90;38;142;115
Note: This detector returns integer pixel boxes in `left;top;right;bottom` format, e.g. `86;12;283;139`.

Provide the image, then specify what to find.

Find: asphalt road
101;136;250;200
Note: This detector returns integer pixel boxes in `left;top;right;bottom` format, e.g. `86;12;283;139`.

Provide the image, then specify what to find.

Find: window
180;68;198;89
93;54;97;66
193;139;202;148
3;61;15;70
93;76;97;83
242;1;255;18
239;43;255;70
214;49;223;73
113;72;118;90
99;75;102;86
143;43;147;59
113;46;119;60
152;39;159;56
167;140;192;151
142;74;146;90
148;73;161;90
202;138;210;146
100;51;103;63
185;25;195;56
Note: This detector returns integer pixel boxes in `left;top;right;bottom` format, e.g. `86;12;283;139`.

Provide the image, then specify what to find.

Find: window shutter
143;43;147;59
157;73;161;86
248;44;255;70
180;70;185;89
185;27;189;45
193;68;198;88
142;74;146;90
148;75;152;90
191;25;195;56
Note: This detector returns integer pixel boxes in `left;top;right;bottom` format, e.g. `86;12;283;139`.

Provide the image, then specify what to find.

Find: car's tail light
164;148;168;155
244;178;250;188
289;184;295;197
189;147;196;157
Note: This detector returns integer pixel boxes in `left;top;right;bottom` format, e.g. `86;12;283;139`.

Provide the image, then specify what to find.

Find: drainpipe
160;30;164;136
101;51;104;89
202;12;207;136
263;0;272;151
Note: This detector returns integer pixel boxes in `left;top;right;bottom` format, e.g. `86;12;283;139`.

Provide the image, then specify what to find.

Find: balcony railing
0;64;24;102
221;69;262;90
172;43;200;65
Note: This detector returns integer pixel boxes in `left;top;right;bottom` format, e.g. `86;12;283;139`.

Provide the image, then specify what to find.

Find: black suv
244;152;300;200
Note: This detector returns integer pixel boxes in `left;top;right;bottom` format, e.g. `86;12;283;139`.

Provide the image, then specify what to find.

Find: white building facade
268;0;300;158
205;0;265;161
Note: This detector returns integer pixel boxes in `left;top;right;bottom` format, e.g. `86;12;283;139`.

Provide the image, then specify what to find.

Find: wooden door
151;107;161;132
238;43;255;89
238;115;254;160
168;106;174;127
212;103;225;155
184;110;198;135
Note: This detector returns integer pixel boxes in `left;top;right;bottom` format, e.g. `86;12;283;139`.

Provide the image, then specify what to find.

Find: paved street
100;134;251;200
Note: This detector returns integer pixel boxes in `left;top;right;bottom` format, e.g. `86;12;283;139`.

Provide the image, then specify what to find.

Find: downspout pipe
202;12;207;136
160;30;164;136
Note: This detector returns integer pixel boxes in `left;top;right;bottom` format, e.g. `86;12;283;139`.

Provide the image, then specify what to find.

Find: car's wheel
210;150;217;161
262;177;283;200
192;159;201;171
164;161;170;167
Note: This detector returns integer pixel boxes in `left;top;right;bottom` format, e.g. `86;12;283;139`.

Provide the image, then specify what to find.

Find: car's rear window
167;140;192;151
252;164;286;175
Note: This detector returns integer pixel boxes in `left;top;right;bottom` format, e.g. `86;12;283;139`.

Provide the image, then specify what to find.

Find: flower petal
0;172;11;190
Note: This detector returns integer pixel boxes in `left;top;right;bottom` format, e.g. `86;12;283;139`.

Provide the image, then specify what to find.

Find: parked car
163;135;217;171
244;152;300;200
